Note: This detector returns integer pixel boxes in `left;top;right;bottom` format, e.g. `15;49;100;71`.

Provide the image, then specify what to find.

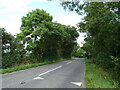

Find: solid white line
38;66;62;77
67;61;72;64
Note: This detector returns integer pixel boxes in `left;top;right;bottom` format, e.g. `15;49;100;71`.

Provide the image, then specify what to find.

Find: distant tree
60;25;79;58
76;48;86;58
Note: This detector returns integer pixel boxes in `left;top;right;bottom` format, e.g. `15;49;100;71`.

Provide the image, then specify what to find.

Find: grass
85;59;119;88
0;58;69;74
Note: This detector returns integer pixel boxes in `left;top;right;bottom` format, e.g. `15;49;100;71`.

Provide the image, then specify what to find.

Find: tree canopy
2;9;79;68
61;1;120;81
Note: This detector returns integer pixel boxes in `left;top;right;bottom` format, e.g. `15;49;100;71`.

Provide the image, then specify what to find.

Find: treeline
62;1;120;82
2;9;79;69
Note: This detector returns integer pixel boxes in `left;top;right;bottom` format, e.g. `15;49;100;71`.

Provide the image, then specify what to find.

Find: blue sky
0;0;85;46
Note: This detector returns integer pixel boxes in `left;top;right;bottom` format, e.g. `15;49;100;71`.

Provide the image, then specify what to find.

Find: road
2;58;85;88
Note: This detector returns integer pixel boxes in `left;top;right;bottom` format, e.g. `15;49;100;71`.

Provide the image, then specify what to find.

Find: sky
0;0;85;46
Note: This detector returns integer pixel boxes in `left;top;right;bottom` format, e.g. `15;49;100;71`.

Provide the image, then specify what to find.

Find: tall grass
0;58;68;74
85;59;119;88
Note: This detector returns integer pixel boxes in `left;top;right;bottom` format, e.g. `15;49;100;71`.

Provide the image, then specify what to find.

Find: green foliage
2;9;79;69
61;1;120;83
76;48;86;57
19;9;79;61
2;28;27;68
72;45;86;58
2;28;16;68
86;59;119;88
1;58;69;74
60;25;79;58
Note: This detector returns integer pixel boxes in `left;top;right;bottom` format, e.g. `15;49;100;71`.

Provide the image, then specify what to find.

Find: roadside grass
85;59;119;88
0;58;69;74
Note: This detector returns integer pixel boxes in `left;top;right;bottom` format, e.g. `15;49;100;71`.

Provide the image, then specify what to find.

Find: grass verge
0;58;69;74
85;59;119;88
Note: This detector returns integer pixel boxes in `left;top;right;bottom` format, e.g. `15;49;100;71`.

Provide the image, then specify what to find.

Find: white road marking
33;66;62;80
33;77;44;80
38;66;62;76
67;61;72;64
71;82;82;87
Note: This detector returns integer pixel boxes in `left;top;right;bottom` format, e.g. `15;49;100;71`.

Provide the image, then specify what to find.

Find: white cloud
1;21;21;35
0;0;85;45
0;0;32;14
0;0;34;35
55;12;81;27
0;0;31;7
0;0;48;35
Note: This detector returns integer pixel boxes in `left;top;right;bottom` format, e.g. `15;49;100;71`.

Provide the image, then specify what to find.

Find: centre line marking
33;66;62;80
38;66;62;77
67;61;72;64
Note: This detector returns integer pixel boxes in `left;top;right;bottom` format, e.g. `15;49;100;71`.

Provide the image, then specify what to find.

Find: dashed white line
67;61;72;64
33;66;62;80
38;66;62;76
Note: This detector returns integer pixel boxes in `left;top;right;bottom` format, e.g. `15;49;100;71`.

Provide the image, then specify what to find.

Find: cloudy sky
0;0;85;46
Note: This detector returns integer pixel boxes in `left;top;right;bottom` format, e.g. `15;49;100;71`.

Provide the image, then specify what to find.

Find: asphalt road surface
2;58;85;88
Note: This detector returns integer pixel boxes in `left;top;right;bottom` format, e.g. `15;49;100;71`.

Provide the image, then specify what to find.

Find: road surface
2;58;85;88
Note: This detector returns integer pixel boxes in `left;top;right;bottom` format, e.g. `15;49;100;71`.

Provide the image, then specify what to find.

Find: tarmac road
2;58;85;88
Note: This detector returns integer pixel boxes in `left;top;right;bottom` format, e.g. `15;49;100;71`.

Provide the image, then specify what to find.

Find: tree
61;1;120;81
19;9;79;61
73;45;86;58
19;9;53;62
60;25;79;58
1;28;26;68
2;9;79;68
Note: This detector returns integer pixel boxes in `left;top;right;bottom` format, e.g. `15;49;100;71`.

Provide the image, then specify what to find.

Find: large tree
19;9;79;61
18;9;53;61
61;1;120;81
